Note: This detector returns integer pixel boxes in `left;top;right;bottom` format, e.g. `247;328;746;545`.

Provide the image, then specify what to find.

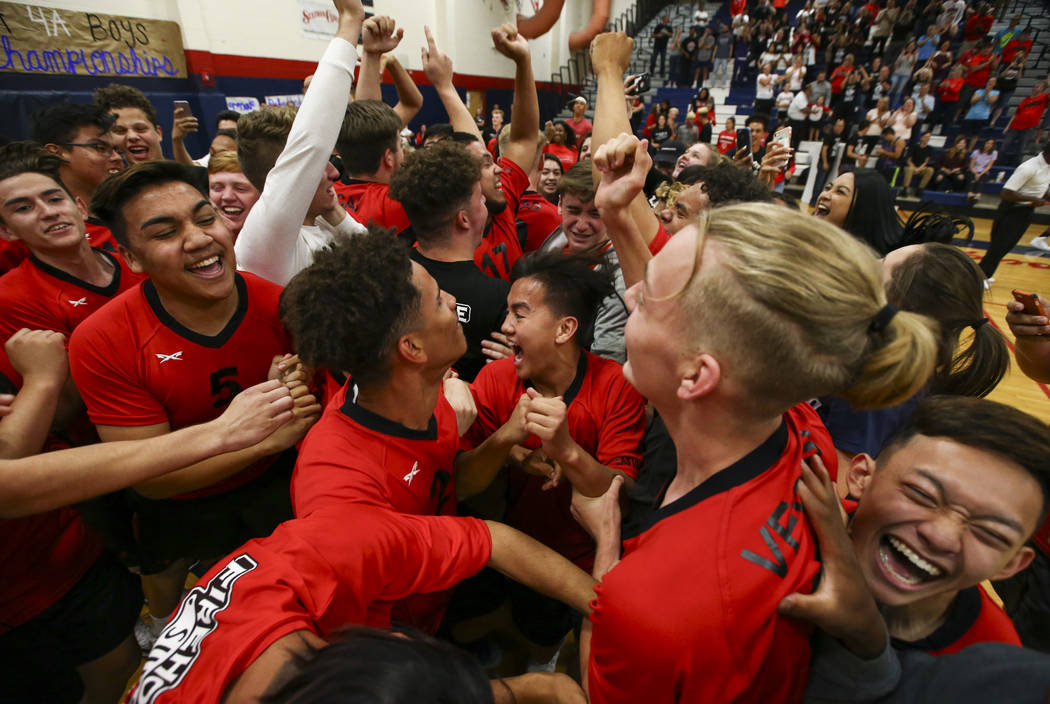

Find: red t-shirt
517;191;562;253
648;221;673;256
0;508;102;634
463;352;645;568
717;129;738;155
1011;92;1050;131
567;116;593;144
334;179;412;234
730;0;746;15
1002;37;1032;64
963;13;993;41
938;77;965;103
830;66;853;94
0;250;143;390
587;403;835;704
542;143;577;172
475;156;529;281
69;273;291;498
83;217;120;253
895;584;1021;656
130;506;491;704
961;49;996;88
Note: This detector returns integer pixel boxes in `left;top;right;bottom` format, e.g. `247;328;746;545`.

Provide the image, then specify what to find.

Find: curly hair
335;100;402;175
93;83;157;125
280;227;421;387
0;142;70;223
677;162;772;206
235;106;298;192
388;141;480;244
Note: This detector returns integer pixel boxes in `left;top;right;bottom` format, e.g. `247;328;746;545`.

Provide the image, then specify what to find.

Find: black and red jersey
334;179;412;234
474;157;529;281
517;191;561;253
895;584;1022;656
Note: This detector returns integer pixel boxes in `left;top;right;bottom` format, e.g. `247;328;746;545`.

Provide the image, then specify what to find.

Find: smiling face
813;171;854;226
559;193;607;254
501;276;568;381
848;435;1041;608
119;180;236;303
0;171;88;255
306;160;341;222
110;107;163;164
52;125;124;195
208;170;260;236
578;136;593;162
661;183;709;234
538;157;563;197
467;141;505;215
673;143;715;178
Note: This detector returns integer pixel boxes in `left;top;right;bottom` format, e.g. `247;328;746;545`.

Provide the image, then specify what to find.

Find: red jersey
567;116;593;144
717;129;738;155
0;250;143;389
730;0;746;15
84;217;119;253
475;156;529;281
896;584;1022;656
517;191;562;253
1002;37;1032;64
542;143;577;172
0;239;29;275
648;221;673;256
1011;92;1050;131
69;273;291;498
464;353;644;568
938;77;965;102
962;13;993;41
130;506;491;704
334;179;412;234
831;65;852;93
588;403;835;704
961;49;996;88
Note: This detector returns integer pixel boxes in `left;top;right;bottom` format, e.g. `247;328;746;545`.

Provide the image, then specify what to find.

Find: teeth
189;255;219;270
45;223;70;232
221;207;243;214
887;536;942;578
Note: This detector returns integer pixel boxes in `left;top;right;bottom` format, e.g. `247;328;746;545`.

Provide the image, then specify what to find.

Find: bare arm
423;26;479;137
171;108;199;165
590;33;660;246
0;330;67;460
0;380;293;518
491;23;539;169
355;16;404;103
385;56;424;126
1006;297;1050;382
593;132;654;288
455;394;530;499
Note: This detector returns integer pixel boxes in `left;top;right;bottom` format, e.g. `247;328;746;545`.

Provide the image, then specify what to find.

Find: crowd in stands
2;0;1050;702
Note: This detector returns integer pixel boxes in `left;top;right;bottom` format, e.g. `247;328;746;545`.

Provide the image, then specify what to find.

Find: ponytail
843;309;939;409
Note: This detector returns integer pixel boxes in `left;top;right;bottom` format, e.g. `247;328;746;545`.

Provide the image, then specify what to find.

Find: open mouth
44;223;73;235
813;202;831;217
187;254;224;278
511;344;524;368
127;145;150;161
878;535;944;588
220;206;244;217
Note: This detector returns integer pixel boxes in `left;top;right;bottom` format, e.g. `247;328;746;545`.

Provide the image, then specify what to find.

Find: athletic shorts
0;550;142;703
129;450;295;575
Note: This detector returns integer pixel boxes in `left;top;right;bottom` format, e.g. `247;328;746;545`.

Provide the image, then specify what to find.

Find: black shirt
908;143;933;167
653;22;672;49
409;250;509;382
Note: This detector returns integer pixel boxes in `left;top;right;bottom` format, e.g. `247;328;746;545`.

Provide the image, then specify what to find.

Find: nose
324;160;339;181
915;512;965;556
500;312;515;336
659;209;672;224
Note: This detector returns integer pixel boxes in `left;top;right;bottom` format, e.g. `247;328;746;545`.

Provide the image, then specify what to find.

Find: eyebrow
510;302;530;314
3;188;65;208
914;469;1025;533
140;199;212;229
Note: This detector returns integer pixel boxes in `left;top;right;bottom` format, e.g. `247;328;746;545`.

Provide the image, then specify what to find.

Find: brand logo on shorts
68;297;88;307
403;460;421;486
155;351;183;364
132;554;258;704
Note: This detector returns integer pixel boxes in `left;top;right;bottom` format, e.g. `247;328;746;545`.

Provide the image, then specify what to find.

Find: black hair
880;396;1050;525
424;123;455;143
677;162;773;205
279;227;421;387
215;109;242;128
388;142;481;243
31;103;114;146
510;251;614;348
844;169;903;255
214;128;238;141
260;626;494;704
898;201;974;248
449;132;480;145
90;160;208;248
554;120;577;150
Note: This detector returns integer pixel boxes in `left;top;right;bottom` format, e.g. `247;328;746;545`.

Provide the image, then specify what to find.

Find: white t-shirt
756;73;776;99
788;91;810;121
1004;154;1050;200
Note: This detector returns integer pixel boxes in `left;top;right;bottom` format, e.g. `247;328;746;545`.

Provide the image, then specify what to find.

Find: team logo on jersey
67;297;87;307
456;303;471;324
403;460;421;486
155;351;183;364
132;555;258;704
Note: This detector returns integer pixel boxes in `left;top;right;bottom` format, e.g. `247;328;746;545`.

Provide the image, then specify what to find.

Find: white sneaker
1030;236;1050;252
983;277;995;291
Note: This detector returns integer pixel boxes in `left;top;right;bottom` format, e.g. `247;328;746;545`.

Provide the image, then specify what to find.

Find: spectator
912;82;936;129
694;27;715;87
667;27;683;87
933;135;971;192
810;71;832;106
993;53;1025;125
889;97;918;141
963;77;1000;139
934;65;966;130
1003;81;1050;162
536;153;563;205
927;38;955;83
993;15;1022;54
960;2;995;52
890;40;918;102
966;137;999;203
957;38;998;122
207;150;260;239
810;117;848;205
650;15;673;78
678;111;700;147
93;83;164;164
650;113;672;147
712;23;733;89
978;141;1050;281
1002;28;1033;65
808;95;830;140
901;130;935;196
717;116;738;155
679;28;699;88
567;97;592;144
788;84;810;149
755;63;778;118
543;120;577;171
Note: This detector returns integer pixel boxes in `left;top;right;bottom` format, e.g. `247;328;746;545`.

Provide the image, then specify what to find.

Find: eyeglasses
62;142;121;155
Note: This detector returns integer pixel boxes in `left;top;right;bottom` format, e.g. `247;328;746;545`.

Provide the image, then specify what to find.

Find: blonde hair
497;127;547;167
675;203;937;417
207;150;243;175
236;105;298;190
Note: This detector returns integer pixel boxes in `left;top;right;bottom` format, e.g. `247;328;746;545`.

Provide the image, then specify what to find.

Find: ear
846;453;877;499
397;333;428;365
990;545;1035;582
454;207;470;232
0;221;18;243
554;316;579;345
676;352;720;401
74;196;89;221
118;243;144;274
43;143;64;157
382;147;396;172
155;124;164;141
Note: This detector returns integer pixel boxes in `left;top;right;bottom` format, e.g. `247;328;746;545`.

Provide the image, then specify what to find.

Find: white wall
20;0;616;80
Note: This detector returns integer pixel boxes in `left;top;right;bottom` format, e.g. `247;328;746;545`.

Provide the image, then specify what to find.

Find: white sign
299;0;338;39
264;94;305;107
225;96;260;113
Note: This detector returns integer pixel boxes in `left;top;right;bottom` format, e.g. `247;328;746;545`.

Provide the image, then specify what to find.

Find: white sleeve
235;38;359;287
1003;159;1035;192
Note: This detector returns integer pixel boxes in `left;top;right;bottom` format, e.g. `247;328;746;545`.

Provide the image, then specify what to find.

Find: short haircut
541;153;564;173
91;160;209;248
746;114;768;131
510;250;614;348
93;83;157;125
424;123;455;144
879;396;1050;524
207;150;244;175
677;162;773;205
335;100;402;175
236;106;297;192
279;227;421;387
0;142;70;223
260;626;493;704
556;159;595;202
215;109;241;128
388;141;481;244
32;103;114;146
213;128;238;142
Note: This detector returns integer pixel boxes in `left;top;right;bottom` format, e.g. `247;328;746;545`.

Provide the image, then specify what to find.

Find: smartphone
1012;289;1047;317
173;100;192;117
772;125;792;149
736;127;752;156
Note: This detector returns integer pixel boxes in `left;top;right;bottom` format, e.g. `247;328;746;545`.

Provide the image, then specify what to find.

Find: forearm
0;376;63;460
356;51;384;102
171;137;195;165
455;428;517;498
437;83;480;137
599;207;651;288
133;438;271;499
1014;338;1050;382
0;419;232;518
485;520;597;614
508;54;539;145
388;58;423;126
556;443;633;498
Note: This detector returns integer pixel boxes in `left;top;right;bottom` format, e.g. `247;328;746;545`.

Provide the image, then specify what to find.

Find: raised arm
171;106;199;166
590;32;661;246
0;380;293;518
0;330;68;460
491;23;539;169
355;16;405;104
384;56;424;126
423;25;479;138
593;132;655;288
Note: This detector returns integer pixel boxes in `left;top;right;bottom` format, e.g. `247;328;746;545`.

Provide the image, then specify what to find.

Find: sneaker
1030;236;1050;252
983;277;995;291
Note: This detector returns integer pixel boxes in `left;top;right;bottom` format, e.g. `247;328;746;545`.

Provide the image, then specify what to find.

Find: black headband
869;304;899;334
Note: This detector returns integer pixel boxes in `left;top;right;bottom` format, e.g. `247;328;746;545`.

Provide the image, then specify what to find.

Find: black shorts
130;450;295;575
0;551;142;703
